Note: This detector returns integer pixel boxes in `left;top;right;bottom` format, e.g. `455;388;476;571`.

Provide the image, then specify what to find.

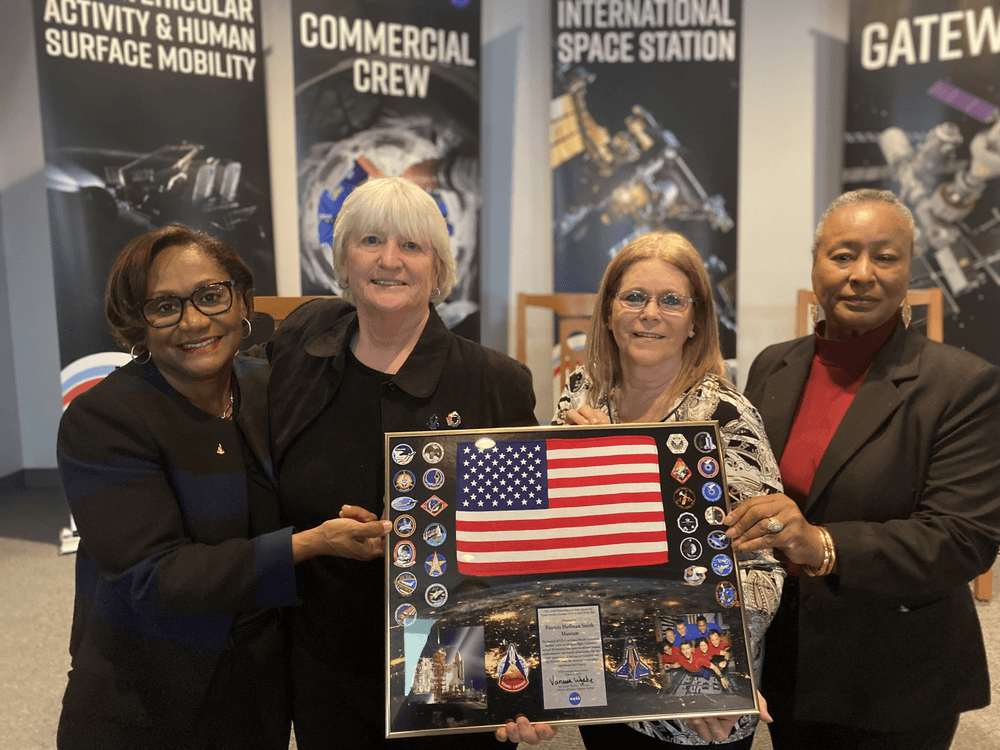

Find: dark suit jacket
57;356;297;740
745;324;1000;731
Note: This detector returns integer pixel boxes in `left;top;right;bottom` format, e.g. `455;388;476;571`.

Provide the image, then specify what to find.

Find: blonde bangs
331;177;456;304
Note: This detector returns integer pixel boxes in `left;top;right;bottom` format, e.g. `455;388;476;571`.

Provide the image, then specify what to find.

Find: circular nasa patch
716;581;737;608
394;572;418;596
425;583;448;607
681;537;703;561
701;482;723;502
393;514;415;538
391;443;415;465
422;442;444;464
423;468;445;490
393;471;416;493
712;555;734;576
394;603;417;626
423;522;447;546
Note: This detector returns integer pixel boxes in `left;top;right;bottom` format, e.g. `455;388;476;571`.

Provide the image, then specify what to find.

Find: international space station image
551;63;738;340
552;64;734;244
844;81;1000;315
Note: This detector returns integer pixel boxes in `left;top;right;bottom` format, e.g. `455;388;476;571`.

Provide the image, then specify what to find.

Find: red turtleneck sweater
778;314;899;572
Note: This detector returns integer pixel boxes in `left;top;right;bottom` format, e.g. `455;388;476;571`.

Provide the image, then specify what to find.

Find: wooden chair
515;293;598;388
795;287;992;601
795;288;944;340
241;296;334;352
253;296;332;327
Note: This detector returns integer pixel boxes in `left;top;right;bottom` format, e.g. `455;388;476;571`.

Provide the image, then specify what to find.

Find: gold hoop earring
242;317;253;339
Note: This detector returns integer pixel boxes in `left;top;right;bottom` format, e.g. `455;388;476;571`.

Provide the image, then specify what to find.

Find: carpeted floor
1;483;997;749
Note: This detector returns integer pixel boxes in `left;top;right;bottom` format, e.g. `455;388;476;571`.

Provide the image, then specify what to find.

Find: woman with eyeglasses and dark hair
552;232;784;749
56;223;389;750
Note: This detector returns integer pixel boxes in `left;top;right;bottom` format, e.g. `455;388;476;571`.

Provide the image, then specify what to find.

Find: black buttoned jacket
745;323;1000;731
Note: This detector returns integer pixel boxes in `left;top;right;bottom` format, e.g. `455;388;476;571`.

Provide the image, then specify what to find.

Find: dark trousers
58;612;289;750
762;578;959;750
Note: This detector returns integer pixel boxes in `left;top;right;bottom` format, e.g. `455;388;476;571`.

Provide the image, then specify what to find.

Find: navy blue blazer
57;356;297;734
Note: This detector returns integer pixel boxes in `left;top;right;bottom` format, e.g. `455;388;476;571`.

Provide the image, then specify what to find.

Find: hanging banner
33;0;277;405
550;0;741;361
844;0;1000;364
292;0;482;340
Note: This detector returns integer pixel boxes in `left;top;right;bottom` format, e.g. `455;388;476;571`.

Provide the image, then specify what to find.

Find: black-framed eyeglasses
141;280;235;328
614;289;693;314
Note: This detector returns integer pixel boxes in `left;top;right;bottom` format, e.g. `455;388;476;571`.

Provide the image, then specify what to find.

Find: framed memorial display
384;423;759;737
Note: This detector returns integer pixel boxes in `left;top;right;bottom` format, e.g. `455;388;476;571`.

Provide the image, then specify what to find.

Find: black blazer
745;323;1000;730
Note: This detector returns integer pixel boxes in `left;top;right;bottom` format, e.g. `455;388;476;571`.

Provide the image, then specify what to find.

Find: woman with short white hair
260;177;543;749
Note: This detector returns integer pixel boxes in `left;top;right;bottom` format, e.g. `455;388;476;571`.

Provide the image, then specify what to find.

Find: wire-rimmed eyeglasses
141;280;235;328
614;289;693;315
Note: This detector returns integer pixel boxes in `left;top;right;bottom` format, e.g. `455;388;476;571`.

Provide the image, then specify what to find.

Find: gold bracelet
825;526;837;574
802;530;828;576
818;526;835;575
821;526;835;575
819;526;835;576
803;525;835;577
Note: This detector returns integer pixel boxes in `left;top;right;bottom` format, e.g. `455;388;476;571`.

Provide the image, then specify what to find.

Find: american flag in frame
453;433;669;576
384;422;758;738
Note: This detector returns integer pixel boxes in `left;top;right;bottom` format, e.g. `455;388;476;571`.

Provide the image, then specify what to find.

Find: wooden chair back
795;287;943;342
253;296;333;327
241;296;334;352
515;292;598;388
